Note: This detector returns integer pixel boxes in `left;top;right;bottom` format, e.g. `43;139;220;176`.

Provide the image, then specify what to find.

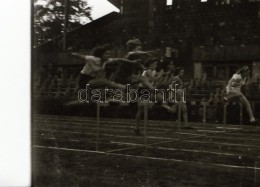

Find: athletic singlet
171;76;183;89
139;69;156;87
226;74;246;91
80;56;102;77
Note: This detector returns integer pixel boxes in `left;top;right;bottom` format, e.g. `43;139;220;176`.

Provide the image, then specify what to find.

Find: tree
33;0;92;46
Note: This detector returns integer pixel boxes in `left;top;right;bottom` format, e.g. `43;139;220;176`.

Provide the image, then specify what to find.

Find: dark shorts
78;74;94;89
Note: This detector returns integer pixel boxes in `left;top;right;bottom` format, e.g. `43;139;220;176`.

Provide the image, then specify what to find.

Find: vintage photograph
32;0;260;186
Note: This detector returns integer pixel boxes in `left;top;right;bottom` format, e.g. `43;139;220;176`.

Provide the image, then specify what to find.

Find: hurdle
138;100;153;148
177;102;181;132
96;99;166;150
200;101;208;125
255;161;258;186
96;101;129;151
223;101;243;125
95;100;151;150
96;102;108;151
95;99;185;150
200;101;208;130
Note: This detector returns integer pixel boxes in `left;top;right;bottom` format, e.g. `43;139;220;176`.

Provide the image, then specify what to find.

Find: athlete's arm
71;52;86;59
171;77;179;88
126;51;152;59
103;58;143;69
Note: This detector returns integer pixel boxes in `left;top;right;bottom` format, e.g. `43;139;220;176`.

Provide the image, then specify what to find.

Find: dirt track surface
32;115;260;187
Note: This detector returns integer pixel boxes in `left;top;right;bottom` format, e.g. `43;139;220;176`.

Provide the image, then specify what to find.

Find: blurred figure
207;92;215;105
72;44;126;90
224;66;256;124
135;58;158;135
125;38;143;53
201;72;208;90
187;79;195;94
171;67;189;128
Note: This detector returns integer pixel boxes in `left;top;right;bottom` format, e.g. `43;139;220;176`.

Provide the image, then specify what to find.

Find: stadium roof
108;0;120;8
34;12;119;51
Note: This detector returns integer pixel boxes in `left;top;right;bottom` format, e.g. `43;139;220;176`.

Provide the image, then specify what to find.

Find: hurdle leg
143;103;148;148
255;162;258;187
177;103;181;132
203;105;206;124
96;103;100;151
201;102;207;126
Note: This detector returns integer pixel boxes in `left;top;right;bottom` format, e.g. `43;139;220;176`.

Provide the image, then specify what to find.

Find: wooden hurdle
96;102;108;151
255;161;258;186
200;101;208;130
200;101;208;124
96;99;185;150
138;101;153;148
177;102;181;132
95;99;160;150
96;101;129;151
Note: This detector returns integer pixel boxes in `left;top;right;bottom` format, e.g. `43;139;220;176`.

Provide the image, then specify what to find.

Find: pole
96;103;100;151
177;103;181;132
144;103;148;148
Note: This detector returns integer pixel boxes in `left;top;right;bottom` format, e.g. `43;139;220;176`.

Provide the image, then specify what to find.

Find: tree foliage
33;0;92;46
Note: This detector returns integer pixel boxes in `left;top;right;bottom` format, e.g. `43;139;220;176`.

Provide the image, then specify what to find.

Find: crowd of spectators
34;65;80;99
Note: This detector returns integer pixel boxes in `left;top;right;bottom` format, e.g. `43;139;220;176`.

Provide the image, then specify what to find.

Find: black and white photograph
31;0;260;186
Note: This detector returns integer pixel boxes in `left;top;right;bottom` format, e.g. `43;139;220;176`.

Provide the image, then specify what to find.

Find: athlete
134;59;175;135
171;67;190;128
106;38;154;89
224;66;256;124
134;58;158;135
72;44;126;90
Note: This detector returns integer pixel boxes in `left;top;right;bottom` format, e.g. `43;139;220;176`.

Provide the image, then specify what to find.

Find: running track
32;114;260;187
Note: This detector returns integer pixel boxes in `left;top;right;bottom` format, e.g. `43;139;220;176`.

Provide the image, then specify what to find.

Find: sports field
32;114;260;187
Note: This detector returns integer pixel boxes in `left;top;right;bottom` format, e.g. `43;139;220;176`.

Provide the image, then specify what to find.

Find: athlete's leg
151;91;176;113
89;79;126;89
239;94;255;122
176;89;189;127
180;102;188;127
225;89;243;100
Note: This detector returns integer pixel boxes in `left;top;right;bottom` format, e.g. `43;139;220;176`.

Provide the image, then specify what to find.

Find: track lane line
33;145;260;170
